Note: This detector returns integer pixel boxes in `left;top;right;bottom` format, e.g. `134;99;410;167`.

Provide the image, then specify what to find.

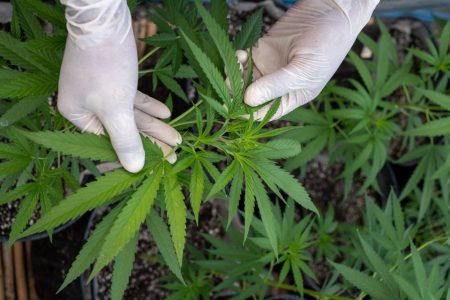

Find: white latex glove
58;0;181;173
238;0;379;120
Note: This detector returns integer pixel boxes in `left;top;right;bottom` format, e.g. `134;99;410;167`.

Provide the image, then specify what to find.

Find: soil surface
0;201;41;239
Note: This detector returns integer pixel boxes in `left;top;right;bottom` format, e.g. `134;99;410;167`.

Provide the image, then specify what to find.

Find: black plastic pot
31;213;91;300
0;217;80;243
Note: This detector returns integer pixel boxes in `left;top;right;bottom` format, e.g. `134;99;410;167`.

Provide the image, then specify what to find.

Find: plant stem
138;47;160;65
356;235;448;300
263;280;353;300
169;100;203;127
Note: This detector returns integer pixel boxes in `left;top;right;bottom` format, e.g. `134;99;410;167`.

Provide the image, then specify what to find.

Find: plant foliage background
0;0;449;299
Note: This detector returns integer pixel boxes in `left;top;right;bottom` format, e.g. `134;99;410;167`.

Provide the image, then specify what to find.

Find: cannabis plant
2;0;317;298
332;193;450;300
0;0;86;244
283;21;450;209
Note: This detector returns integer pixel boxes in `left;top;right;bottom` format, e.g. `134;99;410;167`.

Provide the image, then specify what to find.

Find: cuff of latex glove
61;0;132;49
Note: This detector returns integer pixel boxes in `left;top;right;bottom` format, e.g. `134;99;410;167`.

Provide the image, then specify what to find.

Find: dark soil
93;200;226;300
386;19;430;160
0;201;41;239
300;155;378;225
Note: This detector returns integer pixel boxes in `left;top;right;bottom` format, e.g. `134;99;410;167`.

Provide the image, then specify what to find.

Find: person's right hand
237;0;379;120
58;0;181;173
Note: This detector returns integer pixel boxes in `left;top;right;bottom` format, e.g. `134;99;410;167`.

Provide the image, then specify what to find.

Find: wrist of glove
58;0;181;173
239;0;379;120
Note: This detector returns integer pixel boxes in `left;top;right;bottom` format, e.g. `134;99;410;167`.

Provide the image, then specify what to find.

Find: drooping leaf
0;96;47;127
90;166;163;279
20;169;143;238
331;262;391;300
20;130;117;162
406;117;450;137
227;168;243;229
243;167;255;241
190;159;204;223
147;210;185;284
206;160;238;199
163;173;187;266
0;70;57;98
8;189;39;245
58;202;125;292
248;169;278;256
110;233;139;300
253;139;301;159
250;159;318;214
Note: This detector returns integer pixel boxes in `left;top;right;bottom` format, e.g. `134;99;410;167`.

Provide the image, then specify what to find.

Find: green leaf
393;274;421;300
286;132;328;170
248;170;279;256
111;232;138;300
227;168;243;229
206;160;238;199
0;96;47;127
20;130;117;162
0;158;31;179
20;169;143;238
157;73;188;102
0;183;34;205
180;30;232;107
331;262;391;300
251;159;318;214
163;173;187;266
8;190;39;245
417;88;450;111
243;167;255;241
210;0;228;31
199;91;228;118
0;31;48;72
410;243;427;298
405;117;450;137
58;202;125;292
234;9;263;50
348;51;373;93
146;210;185;284
399;154;429;199
90;167;163;279
190;159;204;223
21;0;66;29
12;0;45;39
195;0;243;104
358;235;397;294
144;33;177;47
252;139;301;159
343;142;373;176
292;260;304;298
0;70;57;98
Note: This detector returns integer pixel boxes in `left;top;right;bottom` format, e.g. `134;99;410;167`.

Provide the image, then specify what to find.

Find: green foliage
2;1;449;299
110;233;138;300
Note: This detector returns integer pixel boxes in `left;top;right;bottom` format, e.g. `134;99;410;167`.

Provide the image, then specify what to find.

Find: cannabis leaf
164;172;187;266
90;166;163;279
19;169;144;238
20;130;117;162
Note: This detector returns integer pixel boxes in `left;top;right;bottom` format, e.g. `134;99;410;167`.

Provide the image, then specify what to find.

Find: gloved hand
58;0;181;173
238;0;379;120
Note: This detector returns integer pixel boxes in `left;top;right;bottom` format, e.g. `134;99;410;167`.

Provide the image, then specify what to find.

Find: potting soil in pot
0;200;40;239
